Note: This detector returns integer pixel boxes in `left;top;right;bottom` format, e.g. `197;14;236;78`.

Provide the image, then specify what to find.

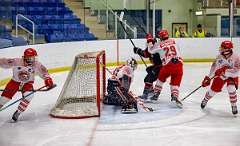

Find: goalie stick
102;63;154;112
128;91;154;112
118;11;148;68
0;84;56;112
122;8;147;35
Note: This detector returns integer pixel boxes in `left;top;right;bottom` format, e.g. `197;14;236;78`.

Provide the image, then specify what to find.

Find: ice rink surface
1;63;240;146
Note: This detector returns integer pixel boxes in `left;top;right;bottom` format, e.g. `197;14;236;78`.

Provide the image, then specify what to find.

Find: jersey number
163;45;177;58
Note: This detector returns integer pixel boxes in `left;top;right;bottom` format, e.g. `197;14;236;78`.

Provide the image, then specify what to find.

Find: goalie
103;58;138;113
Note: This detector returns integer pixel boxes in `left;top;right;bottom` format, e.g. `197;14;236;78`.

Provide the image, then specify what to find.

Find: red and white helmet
145;33;154;41
23;48;38;66
24;48;38;57
158;30;169;40
219;40;233;57
220;40;233;50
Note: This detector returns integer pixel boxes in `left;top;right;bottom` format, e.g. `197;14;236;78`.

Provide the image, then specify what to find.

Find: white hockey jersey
148;38;182;65
208;53;240;79
0;58;50;83
112;64;134;81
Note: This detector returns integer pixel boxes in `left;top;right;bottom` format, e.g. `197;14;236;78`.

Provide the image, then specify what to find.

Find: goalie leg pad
103;94;124;106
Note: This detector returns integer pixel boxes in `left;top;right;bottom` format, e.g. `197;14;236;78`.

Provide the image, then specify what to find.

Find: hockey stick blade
40;84;57;91
119;11;124;22
129;91;154;112
147;107;154;112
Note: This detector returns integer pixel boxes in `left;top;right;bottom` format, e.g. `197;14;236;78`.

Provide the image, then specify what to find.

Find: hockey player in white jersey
133;33;162;101
0;48;54;121
147;30;183;108
103;58;138;113
201;40;240;115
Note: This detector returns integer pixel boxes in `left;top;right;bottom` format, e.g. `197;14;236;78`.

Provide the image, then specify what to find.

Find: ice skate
171;96;183;108
232;105;238;115
147;91;160;103
11;110;21;122
139;93;148;101
139;88;153;101
201;99;208;109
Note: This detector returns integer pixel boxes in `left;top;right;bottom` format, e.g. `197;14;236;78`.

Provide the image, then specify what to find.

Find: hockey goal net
50;51;106;119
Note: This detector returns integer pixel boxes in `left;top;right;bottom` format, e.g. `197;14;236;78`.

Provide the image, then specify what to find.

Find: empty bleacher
0;0;97;44
0;23;27;49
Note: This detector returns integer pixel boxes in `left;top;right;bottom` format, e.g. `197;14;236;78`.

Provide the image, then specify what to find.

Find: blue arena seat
10;1;97;43
0;39;13;49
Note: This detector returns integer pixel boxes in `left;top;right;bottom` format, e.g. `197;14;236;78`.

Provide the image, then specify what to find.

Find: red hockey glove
44;77;53;88
215;66;229;77
201;76;211;87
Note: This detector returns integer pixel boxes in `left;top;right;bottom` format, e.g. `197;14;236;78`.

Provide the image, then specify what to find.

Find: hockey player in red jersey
133;33;162;101
0;48;54;121
148;30;183;108
201;40;240;115
103;58;138;113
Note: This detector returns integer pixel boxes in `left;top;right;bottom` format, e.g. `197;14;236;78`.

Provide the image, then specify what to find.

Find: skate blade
232;112;238;117
121;110;138;114
8;119;18;123
171;101;183;109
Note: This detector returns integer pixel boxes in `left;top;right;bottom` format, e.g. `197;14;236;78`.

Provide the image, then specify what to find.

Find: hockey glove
44;77;53;88
133;47;141;54
201;76;211;87
215;66;229;77
133;47;145;56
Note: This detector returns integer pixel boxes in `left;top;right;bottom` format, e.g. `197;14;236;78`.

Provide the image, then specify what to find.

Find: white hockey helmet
127;58;138;71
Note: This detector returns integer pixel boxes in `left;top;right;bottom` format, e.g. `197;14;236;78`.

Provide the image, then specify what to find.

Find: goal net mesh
50;51;105;119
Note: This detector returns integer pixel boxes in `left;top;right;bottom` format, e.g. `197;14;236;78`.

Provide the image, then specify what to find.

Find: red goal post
50;51;106;119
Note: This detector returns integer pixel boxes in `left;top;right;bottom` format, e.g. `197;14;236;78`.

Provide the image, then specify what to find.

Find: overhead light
195;11;203;16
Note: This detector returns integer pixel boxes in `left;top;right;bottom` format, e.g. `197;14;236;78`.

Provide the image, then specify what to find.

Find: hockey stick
0;84;56;112
128;91;154;112
181;76;215;101
118;12;148;68
0;87;56;92
101;63;153;112
122;8;147;35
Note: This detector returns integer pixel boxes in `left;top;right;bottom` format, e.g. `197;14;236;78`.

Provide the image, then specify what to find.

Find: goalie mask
219;40;233;58
127;58;138;71
23;48;38;66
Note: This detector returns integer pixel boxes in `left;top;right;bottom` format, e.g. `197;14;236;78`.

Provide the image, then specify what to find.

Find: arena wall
0;38;239;85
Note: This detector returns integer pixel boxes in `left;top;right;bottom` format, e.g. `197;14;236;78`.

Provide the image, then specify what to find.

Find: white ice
1;63;240;146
